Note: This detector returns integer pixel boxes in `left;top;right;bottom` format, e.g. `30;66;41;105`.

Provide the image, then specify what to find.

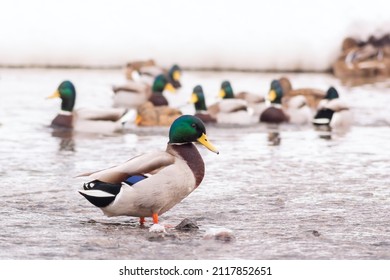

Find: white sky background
0;0;389;71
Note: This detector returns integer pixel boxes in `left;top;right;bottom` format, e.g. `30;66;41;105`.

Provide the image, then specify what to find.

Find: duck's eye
191;123;196;128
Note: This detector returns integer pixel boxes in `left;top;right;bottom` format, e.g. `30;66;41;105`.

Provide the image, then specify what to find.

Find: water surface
0;68;389;259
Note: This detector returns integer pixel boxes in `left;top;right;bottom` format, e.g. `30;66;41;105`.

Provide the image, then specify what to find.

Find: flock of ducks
333;34;390;81
47;59;353;232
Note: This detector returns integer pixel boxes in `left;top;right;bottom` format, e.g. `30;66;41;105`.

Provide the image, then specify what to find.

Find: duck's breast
260;107;289;124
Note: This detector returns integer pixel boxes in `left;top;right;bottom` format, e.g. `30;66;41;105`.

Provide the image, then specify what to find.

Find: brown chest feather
51;114;73;128
169;143;205;187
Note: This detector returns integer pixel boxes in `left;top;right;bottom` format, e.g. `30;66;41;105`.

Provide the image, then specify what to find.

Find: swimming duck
112;80;151;109
136;101;182;127
312;86;352;130
78;115;219;231
125;59;156;81
133;75;181;126
148;74;176;107
332;37;388;80
278;77;326;109
208;81;256;125
235;91;267;116
167;64;182;89
139;64;182;89
189;85;217;123
260;80;289;124
218;80;266;116
48;81;132;134
112;74;175;109
285;95;313;125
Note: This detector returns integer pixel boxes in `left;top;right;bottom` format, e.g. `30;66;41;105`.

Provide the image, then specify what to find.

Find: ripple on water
1;69;390;259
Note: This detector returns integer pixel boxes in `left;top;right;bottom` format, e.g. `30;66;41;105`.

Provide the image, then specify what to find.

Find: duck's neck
167;143;205;187
271;97;283;105
195;100;207;112
61;97;75;112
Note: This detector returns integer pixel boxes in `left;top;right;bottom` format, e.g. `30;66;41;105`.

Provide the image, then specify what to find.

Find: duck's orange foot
149;213;166;233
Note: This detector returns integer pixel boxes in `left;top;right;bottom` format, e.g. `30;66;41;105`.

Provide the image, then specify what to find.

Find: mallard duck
262;77;315;125
235;91;266;116
136;101;182;127
218;80;266;116
112;80;151;109
260;80;289;124
278;77;325;109
78;115;219;231
148;74;176;107
189;85;217;123
112;74;175;109
125;59;156;81
332;37;387;79
139;64;182;89
312;87;352;130
48;81;132;134
132;75;181;127
284;95;313;125
208;81;256;125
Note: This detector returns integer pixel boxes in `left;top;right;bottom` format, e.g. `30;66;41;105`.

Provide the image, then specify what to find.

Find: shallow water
0;68;390;259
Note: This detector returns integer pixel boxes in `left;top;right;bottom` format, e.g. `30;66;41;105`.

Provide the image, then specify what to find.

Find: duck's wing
75;108;128;121
112;80;150;93
236;91;265;104
78;151;175;183
324;99;350;112
218;99;248;113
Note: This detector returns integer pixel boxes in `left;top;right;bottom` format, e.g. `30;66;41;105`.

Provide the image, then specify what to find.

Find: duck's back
195;112;217;123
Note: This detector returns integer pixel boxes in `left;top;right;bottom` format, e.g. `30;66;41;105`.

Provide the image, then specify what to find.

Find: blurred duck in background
285;95;313;125
48;81;133;134
312;86;352;131
278;77;326;109
207;81;257;125
147;74;176;107
260;77;323;125
260;79;289;124
125;59;183;89
111;74;175;109
189;85;216;123
135;75;182;126
112;79;150;109
332;34;390;81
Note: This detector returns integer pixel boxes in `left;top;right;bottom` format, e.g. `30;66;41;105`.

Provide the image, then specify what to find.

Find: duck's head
169;115;219;154
189;85;207;111
47;80;76;112
168;64;182;83
152;74;175;94
267;79;283;104
219;81;235;99
325;87;339;100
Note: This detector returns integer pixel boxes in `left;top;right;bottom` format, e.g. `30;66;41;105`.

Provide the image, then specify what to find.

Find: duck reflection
51;128;75;152
314;124;332;140
267;130;281;146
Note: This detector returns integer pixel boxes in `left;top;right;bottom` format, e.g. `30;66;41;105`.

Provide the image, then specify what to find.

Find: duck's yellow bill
189;93;198;104
135;114;142;125
268;89;277;102
47;90;60;99
173;70;181;81
197;133;219;154
218;89;226;98
165;83;176;93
